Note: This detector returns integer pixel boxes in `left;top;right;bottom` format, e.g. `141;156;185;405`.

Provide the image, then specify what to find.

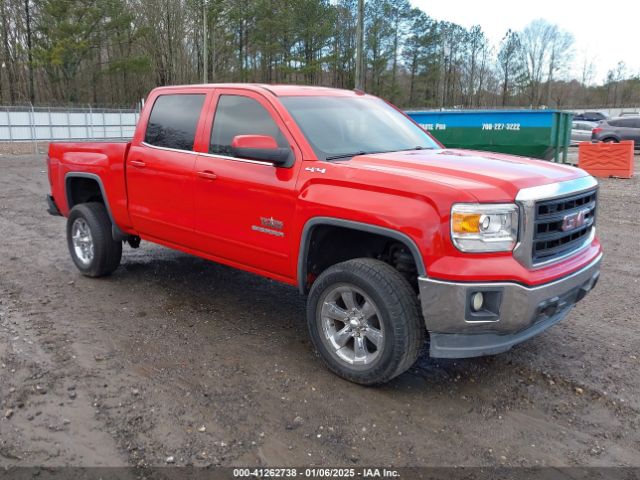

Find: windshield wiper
325;147;433;161
325;151;369;161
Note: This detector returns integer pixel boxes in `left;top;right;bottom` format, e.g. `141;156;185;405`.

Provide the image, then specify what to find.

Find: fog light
471;292;484;312
466;289;502;322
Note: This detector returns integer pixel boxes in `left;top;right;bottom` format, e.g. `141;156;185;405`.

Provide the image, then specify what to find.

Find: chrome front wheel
307;258;425;385
319;284;384;366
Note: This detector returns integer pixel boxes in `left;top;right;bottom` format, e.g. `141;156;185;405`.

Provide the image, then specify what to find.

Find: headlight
451;203;519;252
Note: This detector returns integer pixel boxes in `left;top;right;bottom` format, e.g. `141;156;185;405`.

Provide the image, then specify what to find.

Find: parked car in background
591;117;640;147
571;121;598;145
573;111;609;122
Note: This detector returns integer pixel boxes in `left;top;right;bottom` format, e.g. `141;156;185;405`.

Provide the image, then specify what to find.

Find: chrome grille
532;189;597;264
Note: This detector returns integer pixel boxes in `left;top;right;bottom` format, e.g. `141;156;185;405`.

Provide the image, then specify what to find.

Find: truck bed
47;141;133;232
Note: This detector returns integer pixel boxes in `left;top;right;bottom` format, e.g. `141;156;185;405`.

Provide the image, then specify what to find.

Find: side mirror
231;135;291;166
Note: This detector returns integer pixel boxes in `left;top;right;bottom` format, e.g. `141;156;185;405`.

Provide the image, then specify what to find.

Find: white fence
0;106;140;142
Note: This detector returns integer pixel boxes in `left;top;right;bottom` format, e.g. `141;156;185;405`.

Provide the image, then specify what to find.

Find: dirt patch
0;154;639;467
0;142;48;156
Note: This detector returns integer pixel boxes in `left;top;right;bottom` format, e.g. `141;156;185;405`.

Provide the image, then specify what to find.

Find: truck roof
150;83;363;97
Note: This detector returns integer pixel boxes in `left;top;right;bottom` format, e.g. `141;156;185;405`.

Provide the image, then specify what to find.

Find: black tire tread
307;258;425;385
67;202;122;277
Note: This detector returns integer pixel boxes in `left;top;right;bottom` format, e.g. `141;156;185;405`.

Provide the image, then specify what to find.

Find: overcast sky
409;0;639;84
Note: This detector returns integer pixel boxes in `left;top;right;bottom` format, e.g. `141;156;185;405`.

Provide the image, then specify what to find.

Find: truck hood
342;148;586;202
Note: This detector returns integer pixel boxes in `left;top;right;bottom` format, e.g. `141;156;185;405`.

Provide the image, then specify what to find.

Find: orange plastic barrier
578;140;634;178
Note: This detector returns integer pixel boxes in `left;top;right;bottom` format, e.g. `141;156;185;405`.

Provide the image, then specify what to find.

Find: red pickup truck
46;84;602;385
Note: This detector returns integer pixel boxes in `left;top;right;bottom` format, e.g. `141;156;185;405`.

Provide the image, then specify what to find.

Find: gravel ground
0;154;639;468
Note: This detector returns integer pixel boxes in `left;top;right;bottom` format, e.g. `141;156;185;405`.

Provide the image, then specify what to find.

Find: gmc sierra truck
46;84;602;385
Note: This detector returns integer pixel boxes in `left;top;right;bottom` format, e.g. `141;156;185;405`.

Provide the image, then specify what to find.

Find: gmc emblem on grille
561;209;590;232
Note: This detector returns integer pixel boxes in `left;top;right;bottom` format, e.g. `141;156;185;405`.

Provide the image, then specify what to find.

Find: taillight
592;127;602;135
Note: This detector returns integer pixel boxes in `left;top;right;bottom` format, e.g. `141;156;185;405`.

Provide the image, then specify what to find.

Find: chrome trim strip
141;141;198;156
140;141;275;167
513;176;599;270
421;252;602;291
515;176;598;202
198;151;274;166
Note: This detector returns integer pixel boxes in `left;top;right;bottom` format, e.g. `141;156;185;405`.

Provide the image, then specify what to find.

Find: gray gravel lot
0;154;639;468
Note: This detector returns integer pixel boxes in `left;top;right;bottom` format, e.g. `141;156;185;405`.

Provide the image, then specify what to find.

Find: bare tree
580;54;596;87
464;25;490;107
497;29;522;106
386;0;410;101
1;0;18;103
545;27;573;104
519;19;555;106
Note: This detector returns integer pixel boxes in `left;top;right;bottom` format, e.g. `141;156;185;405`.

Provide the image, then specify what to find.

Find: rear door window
209;95;289;157
610;118;637;128
144;94;206;151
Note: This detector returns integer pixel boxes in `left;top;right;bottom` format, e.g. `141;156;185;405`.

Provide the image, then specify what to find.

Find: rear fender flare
64;172;127;241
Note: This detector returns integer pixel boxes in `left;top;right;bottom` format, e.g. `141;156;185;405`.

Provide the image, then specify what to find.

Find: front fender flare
297;216;426;293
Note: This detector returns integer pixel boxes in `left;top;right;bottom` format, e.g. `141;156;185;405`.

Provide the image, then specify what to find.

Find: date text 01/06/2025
232;467;401;478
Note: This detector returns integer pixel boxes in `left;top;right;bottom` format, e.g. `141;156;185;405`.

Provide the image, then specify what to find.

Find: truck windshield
280;96;440;161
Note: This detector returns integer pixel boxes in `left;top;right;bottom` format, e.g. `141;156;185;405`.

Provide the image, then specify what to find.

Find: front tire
66;202;122;277
307;258;425;385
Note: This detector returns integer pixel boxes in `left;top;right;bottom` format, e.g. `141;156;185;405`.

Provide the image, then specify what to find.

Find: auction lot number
233;468;400;478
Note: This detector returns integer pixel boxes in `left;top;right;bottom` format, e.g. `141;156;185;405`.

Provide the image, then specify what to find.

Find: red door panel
192;90;301;278
127;144;197;246
126;90;211;247
193;154;298;276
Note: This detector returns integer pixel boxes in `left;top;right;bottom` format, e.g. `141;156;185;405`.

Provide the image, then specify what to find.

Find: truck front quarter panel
294;161;478;291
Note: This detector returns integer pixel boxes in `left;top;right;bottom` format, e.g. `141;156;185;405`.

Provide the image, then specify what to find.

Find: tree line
1;0;639;109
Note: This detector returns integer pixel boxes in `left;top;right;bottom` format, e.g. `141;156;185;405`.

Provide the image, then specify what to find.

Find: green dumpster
405;110;573;162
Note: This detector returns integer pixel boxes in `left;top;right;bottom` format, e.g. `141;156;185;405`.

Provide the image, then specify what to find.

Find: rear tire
66;202;122;277
307;258;425;385
602;137;619;143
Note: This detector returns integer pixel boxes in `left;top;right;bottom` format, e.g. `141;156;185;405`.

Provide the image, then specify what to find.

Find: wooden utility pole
203;0;208;83
355;0;364;91
25;0;34;103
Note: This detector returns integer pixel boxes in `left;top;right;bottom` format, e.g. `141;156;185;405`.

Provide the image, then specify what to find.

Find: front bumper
418;253;602;358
